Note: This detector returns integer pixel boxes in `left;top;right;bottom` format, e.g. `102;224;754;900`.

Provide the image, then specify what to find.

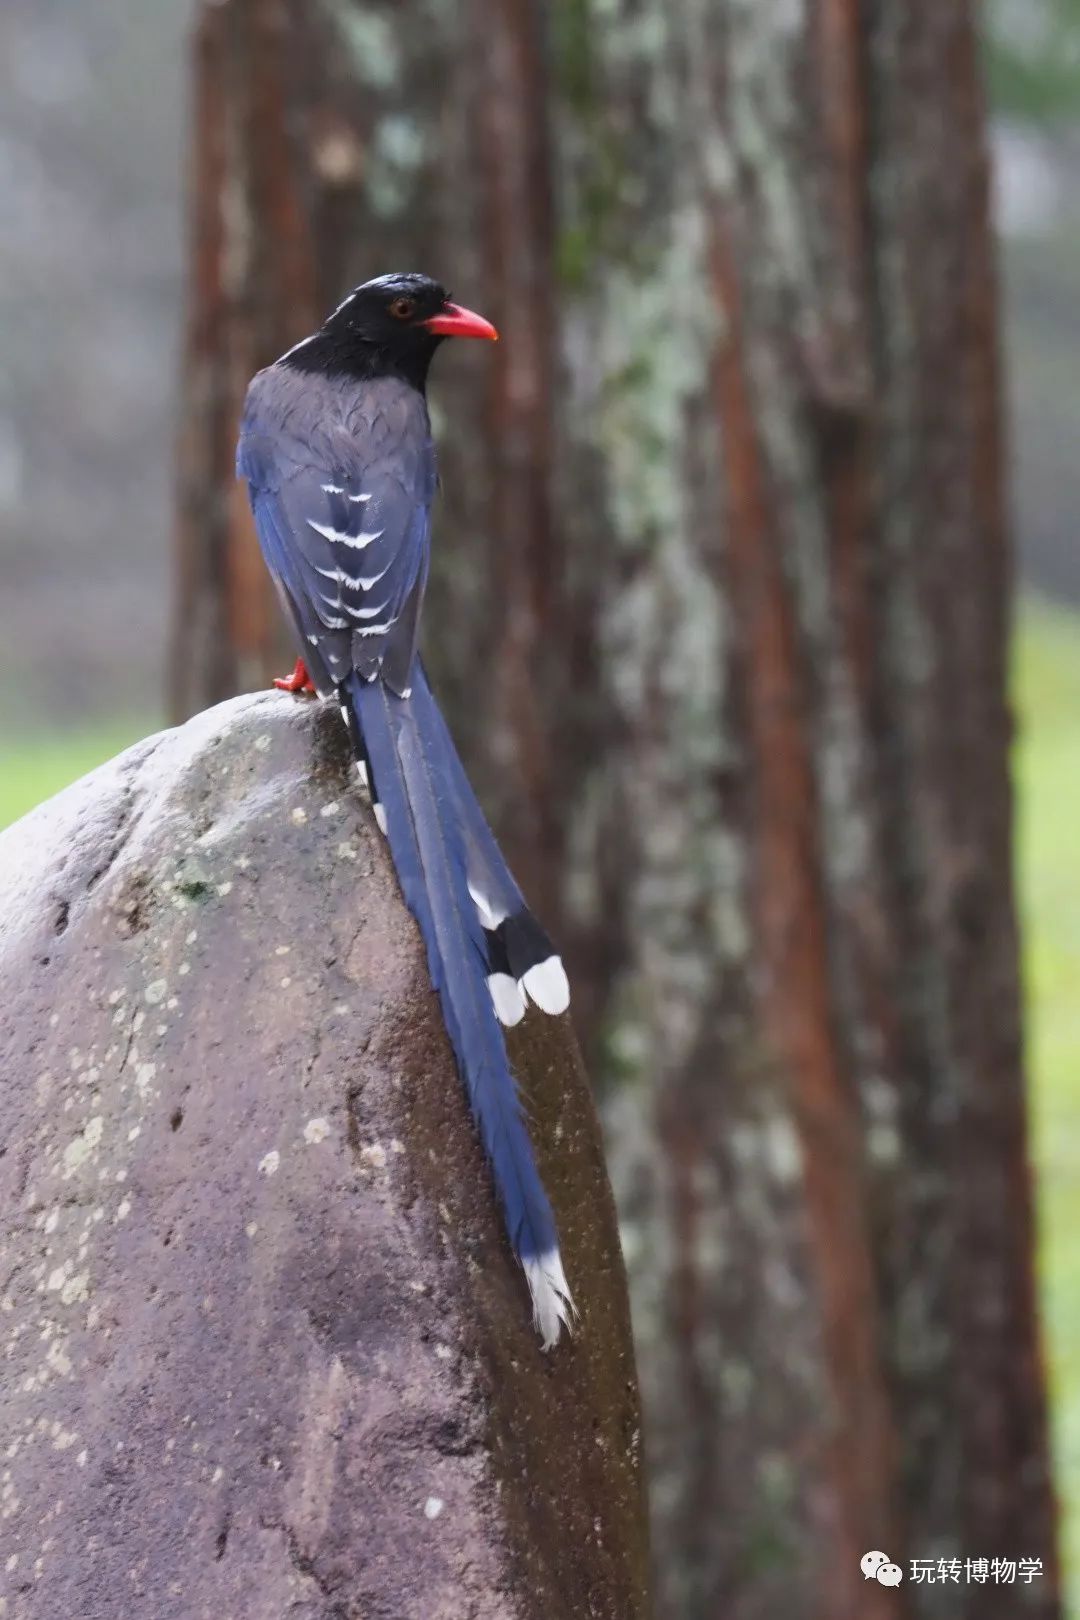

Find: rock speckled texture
0;692;648;1620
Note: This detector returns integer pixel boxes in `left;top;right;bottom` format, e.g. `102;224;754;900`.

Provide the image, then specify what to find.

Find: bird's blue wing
236;363;573;1347
237;376;436;696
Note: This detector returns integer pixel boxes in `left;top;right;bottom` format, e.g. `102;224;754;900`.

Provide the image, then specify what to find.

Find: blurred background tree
168;4;1059;1617
4;1;1080;1616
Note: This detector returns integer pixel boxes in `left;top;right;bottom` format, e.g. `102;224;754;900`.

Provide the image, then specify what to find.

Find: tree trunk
172;3;1059;1617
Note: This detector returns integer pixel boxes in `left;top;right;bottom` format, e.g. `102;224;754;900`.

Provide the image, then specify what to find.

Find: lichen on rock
0;691;648;1620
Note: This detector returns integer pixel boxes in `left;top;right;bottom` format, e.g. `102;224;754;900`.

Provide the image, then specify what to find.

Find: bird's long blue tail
344;671;573;1348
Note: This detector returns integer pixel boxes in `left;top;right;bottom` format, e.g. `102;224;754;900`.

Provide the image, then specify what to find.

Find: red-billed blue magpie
237;273;573;1347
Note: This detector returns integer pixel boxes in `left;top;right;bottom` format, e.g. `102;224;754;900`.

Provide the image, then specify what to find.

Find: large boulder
0;692;649;1620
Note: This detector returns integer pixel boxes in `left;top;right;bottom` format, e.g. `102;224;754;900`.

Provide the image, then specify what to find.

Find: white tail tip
520;956;570;1017
488;972;527;1027
522;1248;575;1351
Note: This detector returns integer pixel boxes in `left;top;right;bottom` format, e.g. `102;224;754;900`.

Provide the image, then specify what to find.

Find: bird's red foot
273;657;317;694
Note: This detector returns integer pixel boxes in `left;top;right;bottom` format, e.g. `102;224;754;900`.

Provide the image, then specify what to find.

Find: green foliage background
988;0;1080;122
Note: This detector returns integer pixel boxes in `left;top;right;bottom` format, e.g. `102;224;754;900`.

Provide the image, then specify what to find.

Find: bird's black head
281;272;498;391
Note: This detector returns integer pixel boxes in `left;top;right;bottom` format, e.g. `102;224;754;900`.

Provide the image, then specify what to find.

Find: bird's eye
389;297;415;320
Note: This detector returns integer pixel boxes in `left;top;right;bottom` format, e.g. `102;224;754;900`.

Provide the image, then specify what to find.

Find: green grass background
0;718;157;830
1;598;1078;1597
1015;598;1080;1602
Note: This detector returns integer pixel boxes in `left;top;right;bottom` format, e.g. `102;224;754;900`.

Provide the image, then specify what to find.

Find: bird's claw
273;658;317;694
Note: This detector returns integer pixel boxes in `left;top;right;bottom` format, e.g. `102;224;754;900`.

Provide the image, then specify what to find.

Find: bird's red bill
422;302;499;341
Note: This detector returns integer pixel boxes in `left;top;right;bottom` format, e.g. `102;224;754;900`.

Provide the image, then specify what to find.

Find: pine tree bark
172;3;1059;1617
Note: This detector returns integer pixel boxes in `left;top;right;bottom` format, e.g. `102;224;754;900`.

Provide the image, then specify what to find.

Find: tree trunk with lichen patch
173;3;1059;1617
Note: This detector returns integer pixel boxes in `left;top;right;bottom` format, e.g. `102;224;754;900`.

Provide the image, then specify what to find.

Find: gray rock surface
0;691;649;1620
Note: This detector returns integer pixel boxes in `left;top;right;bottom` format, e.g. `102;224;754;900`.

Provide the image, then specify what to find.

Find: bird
237;273;574;1348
